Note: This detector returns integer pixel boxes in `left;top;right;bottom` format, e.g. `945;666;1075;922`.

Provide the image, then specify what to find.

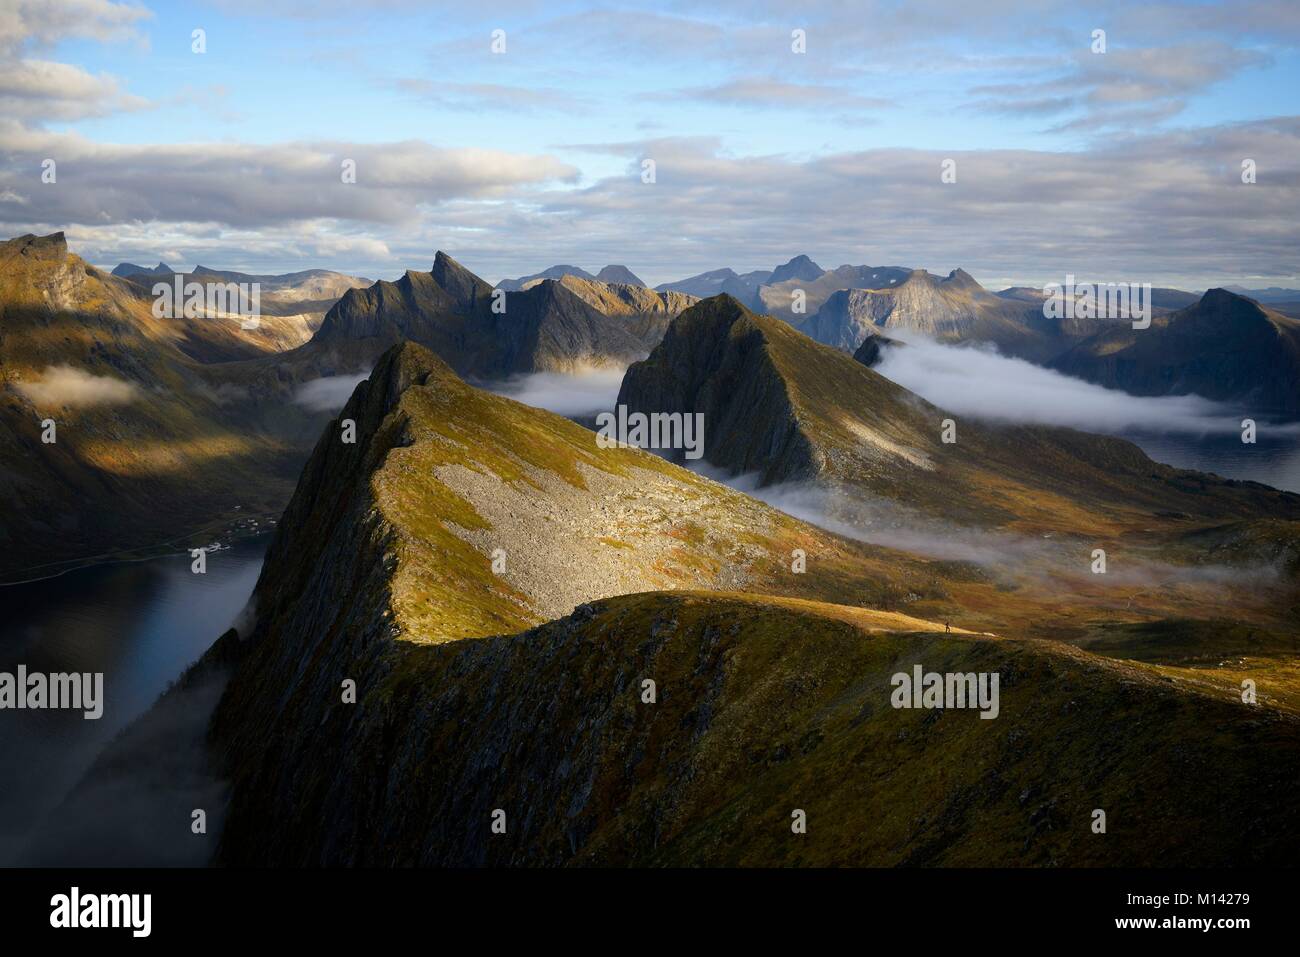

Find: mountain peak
769;254;824;284
595;264;646;287
945;267;979;288
431;250;491;310
111;260;173;277
1199;287;1264;314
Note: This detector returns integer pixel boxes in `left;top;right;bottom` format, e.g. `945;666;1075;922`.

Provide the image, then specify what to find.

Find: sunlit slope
0;233;322;576
213;585;1300;866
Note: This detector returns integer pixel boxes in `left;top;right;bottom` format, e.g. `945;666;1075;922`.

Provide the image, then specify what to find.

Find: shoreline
0;518;278;589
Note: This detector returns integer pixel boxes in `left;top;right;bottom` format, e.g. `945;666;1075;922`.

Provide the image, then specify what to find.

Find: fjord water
1126;430;1300;493
0;537;267;865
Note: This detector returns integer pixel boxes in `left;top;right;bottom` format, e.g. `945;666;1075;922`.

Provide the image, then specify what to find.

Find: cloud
482;367;626;418
291;371;370;412
688;463;1278;590
0;0;151;55
392;79;590;113
14;365;140;409
0;124;580;230
970;42;1269;130
677;77;891;112
872;335;1300;435
4;0;1296;289
8;114;1298;289
434;118;1300;288
0;58;149;120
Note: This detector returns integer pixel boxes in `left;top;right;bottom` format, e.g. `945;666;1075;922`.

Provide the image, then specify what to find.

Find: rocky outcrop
851;330;902;368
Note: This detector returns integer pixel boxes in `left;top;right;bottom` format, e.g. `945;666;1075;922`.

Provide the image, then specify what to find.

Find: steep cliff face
492;278;649;372
851;330;902;368
1050;289;1300;417
616;295;819;483
758;263;914;323
803;268;1060;359
198;342;1300;867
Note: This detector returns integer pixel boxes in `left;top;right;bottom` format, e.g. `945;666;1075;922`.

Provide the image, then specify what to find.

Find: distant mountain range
109;260;371;358
1223;285;1300;303
496;263;647;291
645;255;1300;413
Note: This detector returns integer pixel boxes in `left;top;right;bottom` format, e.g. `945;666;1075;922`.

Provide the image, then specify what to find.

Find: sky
1;0;1298;288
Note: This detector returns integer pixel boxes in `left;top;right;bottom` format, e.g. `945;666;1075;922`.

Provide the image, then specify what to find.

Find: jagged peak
945;267;979;288
430;250;491;309
1175;288;1277;333
431;249;465;274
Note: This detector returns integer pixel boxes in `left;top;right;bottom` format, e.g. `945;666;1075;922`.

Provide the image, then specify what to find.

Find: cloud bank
873;336;1299;435
291;371;370;412
483;367;626;418
14;365;140;409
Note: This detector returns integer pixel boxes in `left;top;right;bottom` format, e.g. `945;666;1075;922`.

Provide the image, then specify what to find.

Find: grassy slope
222;584;1300;866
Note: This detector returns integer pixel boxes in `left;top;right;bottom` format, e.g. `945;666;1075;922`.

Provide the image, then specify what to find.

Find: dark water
1125;431;1300;494
0;538;266;865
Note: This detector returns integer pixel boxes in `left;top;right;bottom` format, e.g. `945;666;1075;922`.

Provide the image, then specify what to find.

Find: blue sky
3;0;1299;287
